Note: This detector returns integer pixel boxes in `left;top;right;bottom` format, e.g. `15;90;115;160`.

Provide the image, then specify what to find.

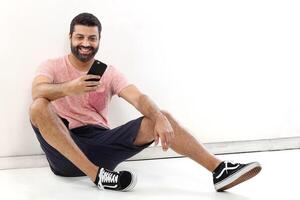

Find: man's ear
69;33;72;39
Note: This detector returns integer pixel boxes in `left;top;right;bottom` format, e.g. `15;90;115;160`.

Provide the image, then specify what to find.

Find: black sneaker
95;168;137;191
213;161;261;192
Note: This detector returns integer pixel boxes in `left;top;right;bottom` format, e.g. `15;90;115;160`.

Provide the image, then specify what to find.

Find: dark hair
69;13;102;37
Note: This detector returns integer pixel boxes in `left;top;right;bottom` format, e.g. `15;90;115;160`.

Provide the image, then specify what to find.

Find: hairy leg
29;98;98;181
134;111;221;172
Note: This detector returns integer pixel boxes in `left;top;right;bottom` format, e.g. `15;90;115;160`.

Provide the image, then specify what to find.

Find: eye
75;36;84;40
89;37;97;42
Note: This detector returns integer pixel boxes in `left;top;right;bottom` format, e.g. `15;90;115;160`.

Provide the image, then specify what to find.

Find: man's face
70;25;100;62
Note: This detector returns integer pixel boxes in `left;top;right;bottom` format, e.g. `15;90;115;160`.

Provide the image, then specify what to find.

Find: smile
79;47;92;54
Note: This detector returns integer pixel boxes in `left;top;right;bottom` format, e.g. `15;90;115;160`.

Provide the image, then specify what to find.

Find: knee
29;98;51;124
160;110;179;132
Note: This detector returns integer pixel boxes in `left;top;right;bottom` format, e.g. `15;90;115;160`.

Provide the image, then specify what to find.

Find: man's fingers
160;135;169;151
163;133;169;148
163;129;175;150
84;85;99;92
83;75;101;81
154;134;159;146
85;81;101;87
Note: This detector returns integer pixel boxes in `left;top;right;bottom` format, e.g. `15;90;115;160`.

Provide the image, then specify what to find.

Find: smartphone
86;60;107;81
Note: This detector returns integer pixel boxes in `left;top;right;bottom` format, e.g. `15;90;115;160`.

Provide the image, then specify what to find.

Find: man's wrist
151;111;165;122
61;82;70;96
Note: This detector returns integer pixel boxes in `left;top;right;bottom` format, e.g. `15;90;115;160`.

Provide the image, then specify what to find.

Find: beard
70;43;99;62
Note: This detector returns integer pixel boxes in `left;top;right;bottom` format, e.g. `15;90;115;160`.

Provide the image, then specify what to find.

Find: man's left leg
134;110;221;171
134;110;261;191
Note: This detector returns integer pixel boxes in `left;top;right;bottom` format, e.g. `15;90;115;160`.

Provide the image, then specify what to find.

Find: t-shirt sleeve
35;60;55;82
110;66;131;96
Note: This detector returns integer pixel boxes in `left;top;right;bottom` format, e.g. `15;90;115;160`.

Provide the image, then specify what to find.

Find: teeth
79;48;91;53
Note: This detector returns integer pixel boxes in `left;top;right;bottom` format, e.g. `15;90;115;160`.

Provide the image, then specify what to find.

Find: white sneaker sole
214;162;262;192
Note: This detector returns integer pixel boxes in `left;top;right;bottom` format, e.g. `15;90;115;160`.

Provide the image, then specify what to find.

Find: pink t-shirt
35;55;130;129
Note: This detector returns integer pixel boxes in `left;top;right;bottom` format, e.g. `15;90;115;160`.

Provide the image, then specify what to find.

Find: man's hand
153;114;175;151
65;75;102;96
118;85;175;151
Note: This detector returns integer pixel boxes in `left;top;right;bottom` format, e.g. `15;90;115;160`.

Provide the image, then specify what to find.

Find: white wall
0;0;300;157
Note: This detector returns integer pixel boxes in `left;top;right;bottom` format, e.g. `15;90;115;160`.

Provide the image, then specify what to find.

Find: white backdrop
0;0;300;157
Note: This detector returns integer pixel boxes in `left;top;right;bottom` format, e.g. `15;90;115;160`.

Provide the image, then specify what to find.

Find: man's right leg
29;98;99;182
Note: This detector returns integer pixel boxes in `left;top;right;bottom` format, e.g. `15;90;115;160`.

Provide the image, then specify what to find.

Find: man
29;13;261;192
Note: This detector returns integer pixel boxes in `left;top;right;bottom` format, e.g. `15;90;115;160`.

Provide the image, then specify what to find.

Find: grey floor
0;149;298;200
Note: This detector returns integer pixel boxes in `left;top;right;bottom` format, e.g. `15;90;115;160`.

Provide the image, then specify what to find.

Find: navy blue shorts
31;116;153;177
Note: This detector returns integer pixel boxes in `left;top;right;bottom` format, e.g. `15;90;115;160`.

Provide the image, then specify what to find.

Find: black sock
94;167;101;185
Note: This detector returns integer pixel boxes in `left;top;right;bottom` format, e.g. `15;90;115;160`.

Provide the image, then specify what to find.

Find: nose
82;38;90;47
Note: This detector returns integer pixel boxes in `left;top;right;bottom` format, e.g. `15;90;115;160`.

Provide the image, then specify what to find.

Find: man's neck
68;54;94;72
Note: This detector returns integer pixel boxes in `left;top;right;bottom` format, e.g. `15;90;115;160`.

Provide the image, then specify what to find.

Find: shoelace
98;168;119;189
216;161;240;179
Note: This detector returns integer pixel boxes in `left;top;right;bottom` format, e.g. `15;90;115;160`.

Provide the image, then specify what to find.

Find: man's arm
119;84;174;150
32;74;102;101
